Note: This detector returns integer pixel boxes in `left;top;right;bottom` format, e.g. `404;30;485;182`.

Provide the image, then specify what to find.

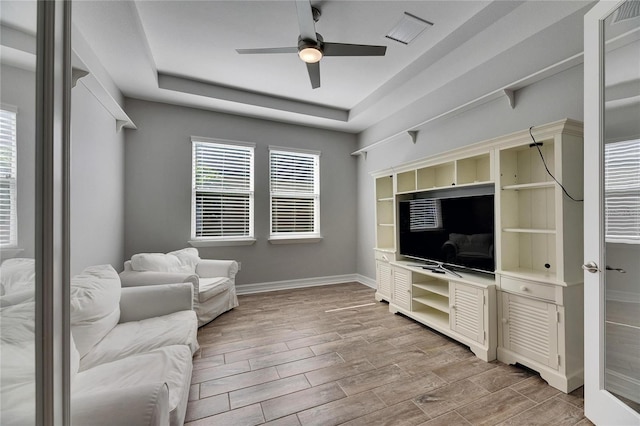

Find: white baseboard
236;273;376;295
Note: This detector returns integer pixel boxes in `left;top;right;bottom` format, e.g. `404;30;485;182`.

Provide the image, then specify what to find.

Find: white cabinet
495;120;584;393
375;260;392;301
497;275;584;393
388;263;496;361
450;282;485;344
371;120;582;385
392;266;411;311
499;292;558;369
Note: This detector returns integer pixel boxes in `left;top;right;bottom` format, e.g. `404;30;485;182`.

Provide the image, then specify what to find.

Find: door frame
583;1;640;424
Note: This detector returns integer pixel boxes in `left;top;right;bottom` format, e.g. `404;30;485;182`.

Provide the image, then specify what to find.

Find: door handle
606;265;626;273
582;261;600;273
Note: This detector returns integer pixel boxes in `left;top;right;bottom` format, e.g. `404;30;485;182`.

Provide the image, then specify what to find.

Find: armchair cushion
131;248;200;274
70;265;121;358
199;277;231;302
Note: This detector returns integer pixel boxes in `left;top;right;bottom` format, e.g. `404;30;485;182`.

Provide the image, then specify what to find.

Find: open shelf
397;170;416;193
413;281;449;297
502;182;555;191
410;307;450;329
416;162;455;190
376;176;394;199
503;228;557;234
413;294;449;313
457;154;491;185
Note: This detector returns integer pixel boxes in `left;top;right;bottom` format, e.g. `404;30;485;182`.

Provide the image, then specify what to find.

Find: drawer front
374;250;396;262
499;276;556;303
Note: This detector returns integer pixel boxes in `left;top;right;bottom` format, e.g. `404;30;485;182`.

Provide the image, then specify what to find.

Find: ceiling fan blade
306;62;320;89
236;47;298;54
323;43;387;57
295;0;317;42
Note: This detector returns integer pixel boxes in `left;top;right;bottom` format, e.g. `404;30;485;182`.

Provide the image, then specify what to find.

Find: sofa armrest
196;259;238;279
72;382;170;426
119;283;193;323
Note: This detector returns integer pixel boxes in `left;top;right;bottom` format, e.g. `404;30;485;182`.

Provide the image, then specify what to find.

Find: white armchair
119;248;239;327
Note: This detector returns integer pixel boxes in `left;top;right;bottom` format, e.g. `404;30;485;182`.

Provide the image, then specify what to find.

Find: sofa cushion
131;248;199;274
168;248;200;273
73;345;193;426
79;310;199;371
70;265;121;358
199;277;230;302
0;258;35;296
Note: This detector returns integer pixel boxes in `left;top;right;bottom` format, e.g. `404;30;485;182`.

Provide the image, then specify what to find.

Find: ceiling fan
236;0;387;89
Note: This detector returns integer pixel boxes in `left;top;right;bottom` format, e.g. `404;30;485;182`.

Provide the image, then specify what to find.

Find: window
605;139;640;244
191;138;255;245
269;147;321;242
0;108;17;247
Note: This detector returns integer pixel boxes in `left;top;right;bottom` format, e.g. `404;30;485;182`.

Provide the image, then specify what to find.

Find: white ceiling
1;1;595;134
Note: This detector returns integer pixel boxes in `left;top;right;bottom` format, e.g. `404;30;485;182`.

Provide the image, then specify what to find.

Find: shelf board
413;295;449;314
502;182;555;191
502;228;556;234
377;223;394;227
410;308;449;329
413;282;449;298
377;197;394;202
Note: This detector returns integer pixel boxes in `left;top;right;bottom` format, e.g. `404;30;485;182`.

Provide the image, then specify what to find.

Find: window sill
189;238;256;248
268;235;323;245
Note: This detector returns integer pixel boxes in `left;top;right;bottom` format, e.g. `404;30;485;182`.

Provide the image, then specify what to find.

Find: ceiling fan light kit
236;0;387;89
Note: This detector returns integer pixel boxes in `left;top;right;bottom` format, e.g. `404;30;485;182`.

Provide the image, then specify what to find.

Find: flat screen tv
398;186;495;274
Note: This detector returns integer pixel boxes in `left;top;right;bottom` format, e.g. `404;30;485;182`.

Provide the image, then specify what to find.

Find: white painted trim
189;238;256;247
236;273;375;295
191;136;256;148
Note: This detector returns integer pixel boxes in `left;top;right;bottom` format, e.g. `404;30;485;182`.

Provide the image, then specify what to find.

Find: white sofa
0;260;199;426
119;248;239;326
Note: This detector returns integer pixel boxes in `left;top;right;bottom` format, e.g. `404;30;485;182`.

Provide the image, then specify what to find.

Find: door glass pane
603;1;640;413
0;0;38;424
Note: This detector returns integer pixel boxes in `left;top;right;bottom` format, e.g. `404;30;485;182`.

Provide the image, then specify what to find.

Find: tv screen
399;190;495;273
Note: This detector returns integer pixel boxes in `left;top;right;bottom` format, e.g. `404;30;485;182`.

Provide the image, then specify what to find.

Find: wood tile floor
186;282;591;426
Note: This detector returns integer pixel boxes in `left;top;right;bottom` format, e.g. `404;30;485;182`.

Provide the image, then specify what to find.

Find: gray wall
0;65;36;260
70;82;125;274
356;64;585;280
123;99;358;286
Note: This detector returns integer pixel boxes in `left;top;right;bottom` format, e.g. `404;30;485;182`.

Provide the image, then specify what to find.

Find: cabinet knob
501;318;508;324
520;285;528;292
450;305;457;310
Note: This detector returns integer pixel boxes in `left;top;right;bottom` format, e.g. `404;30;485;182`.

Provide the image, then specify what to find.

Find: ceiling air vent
386;12;433;45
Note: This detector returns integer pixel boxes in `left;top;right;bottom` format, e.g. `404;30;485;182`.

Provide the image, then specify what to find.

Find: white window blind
409;198;442;231
192;139;254;240
0;108;17;247
605;139;640;244
270;149;320;237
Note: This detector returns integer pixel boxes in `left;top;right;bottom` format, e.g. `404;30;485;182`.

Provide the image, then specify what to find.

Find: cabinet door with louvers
392;266;411;311
450;282;484;344
500;292;559;369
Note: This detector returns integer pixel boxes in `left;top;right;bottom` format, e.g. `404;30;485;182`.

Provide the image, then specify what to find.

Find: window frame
189;137;256;247
0;106;18;248
269;146;322;244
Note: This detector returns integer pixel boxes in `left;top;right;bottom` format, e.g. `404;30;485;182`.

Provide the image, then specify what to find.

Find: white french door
584;1;640;424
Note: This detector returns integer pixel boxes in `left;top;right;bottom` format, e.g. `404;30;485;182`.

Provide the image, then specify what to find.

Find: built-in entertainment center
373;119;584;393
